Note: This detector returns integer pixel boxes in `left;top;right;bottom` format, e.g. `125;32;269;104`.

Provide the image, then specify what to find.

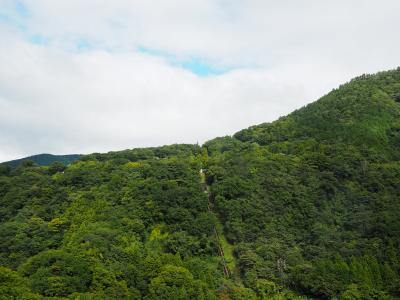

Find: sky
0;0;399;162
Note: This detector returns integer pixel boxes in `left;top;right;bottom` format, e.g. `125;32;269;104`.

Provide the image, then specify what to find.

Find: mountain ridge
1;153;82;168
233;68;400;151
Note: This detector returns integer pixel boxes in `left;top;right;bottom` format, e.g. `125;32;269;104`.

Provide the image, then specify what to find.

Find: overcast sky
0;0;399;162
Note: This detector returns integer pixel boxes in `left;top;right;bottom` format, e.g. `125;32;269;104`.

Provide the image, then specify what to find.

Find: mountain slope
0;68;399;299
234;69;400;156
204;68;400;298
1;153;82;168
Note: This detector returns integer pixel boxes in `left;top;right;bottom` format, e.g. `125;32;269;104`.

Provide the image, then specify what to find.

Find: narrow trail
200;169;231;278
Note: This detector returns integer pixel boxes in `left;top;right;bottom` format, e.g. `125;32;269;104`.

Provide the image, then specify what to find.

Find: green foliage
0;266;40;299
48;161;67;175
20;249;92;297
234;69;400;157
145;265;215;300
0;164;10;176
207;68;400;298
1;68;400;299
255;279;278;298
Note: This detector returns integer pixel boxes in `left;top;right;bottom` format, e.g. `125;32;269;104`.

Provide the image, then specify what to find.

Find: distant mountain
1;153;82;168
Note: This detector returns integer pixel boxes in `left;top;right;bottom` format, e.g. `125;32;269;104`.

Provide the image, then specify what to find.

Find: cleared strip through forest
200;169;231;277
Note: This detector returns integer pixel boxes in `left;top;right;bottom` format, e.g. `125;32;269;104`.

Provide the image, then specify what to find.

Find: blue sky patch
15;1;29;18
0;1;28;30
0;13;25;30
76;39;94;51
28;34;50;45
138;46;232;76
179;59;229;76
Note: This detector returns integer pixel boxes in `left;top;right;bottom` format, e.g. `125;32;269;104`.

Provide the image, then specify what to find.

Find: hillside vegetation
0;68;400;299
1;154;82;169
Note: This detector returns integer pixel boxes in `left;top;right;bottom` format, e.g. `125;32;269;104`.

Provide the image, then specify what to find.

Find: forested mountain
0;68;400;299
1;154;82;169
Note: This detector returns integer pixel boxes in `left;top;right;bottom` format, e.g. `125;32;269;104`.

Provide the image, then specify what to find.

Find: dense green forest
1;68;400;299
1;154;82;169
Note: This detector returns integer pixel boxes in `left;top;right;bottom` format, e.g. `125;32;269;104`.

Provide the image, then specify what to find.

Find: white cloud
0;0;399;161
